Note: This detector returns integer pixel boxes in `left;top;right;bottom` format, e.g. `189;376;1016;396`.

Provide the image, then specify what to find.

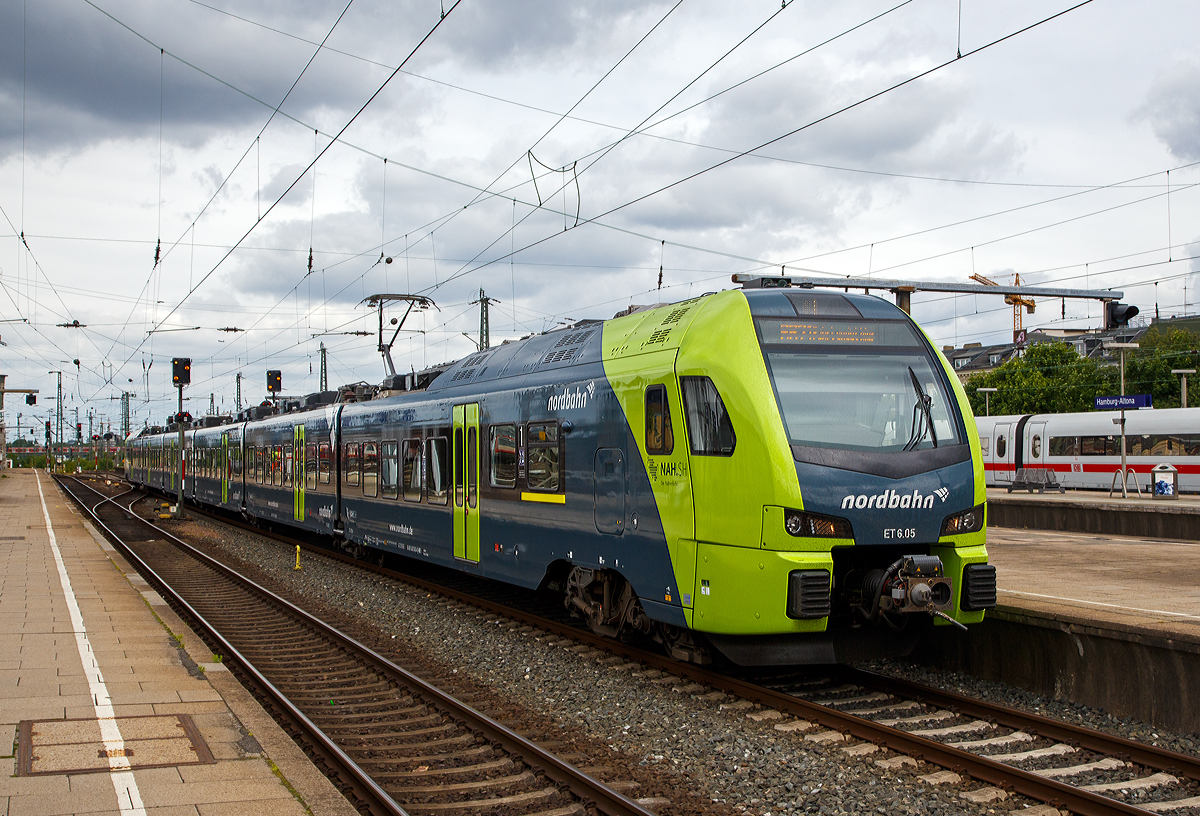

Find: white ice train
975;407;1200;493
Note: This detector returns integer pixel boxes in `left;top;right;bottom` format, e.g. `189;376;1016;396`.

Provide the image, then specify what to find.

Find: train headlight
784;510;853;539
940;504;985;537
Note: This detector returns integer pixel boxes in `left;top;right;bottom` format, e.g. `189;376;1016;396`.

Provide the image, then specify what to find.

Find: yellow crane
970;272;1036;340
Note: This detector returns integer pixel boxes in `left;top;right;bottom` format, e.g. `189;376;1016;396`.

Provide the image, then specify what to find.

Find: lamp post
1105;342;1139;498
1171;369;1196;409
977;387;998;416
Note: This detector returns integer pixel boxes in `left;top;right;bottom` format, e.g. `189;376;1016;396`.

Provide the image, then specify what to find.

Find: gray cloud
1137;58;1200;161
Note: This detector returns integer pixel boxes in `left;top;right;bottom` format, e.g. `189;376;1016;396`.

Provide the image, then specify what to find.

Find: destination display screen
756;319;917;347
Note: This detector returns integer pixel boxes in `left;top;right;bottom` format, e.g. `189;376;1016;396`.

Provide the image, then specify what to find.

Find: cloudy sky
2;0;1199;436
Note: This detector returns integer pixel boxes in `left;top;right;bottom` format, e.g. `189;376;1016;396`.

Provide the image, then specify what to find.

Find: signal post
172;357;190;518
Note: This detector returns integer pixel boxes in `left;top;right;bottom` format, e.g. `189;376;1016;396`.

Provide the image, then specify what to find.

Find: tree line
962;328;1200;416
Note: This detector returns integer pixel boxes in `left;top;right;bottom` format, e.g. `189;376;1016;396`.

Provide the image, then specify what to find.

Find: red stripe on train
984;462;1200;475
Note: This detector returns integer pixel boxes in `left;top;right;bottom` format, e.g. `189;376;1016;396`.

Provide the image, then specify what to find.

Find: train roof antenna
361;294;438;378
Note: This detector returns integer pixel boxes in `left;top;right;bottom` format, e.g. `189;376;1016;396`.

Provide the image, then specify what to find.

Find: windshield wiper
903;366;938;451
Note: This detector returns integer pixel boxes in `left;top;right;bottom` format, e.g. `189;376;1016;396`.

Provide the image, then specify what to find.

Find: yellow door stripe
521;491;566;504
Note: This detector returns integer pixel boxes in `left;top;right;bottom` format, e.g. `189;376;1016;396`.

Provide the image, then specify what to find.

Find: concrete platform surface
0;469;358;816
988;524;1200;646
987;485;1200;510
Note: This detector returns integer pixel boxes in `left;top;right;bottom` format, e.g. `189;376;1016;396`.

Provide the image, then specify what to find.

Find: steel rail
837;666;1200;782
58;475;659;816
55;475;410;816
128;481;1180;816
225;524;1166;814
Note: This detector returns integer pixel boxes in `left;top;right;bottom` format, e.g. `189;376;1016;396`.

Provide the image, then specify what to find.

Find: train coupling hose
930;609;968;631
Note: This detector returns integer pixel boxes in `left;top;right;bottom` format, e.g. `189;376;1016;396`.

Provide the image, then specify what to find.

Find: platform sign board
1094;394;1152;410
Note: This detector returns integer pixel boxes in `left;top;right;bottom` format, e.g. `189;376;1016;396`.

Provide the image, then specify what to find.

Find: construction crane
970;272;1036;341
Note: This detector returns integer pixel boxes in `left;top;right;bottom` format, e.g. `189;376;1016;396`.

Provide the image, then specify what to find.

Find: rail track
85;474;1200;815
56;474;659;816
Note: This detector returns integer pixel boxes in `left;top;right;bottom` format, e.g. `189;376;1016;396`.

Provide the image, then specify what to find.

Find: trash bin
1152;463;1179;499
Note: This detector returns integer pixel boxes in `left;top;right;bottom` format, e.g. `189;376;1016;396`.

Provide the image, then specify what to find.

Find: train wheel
654;623;713;665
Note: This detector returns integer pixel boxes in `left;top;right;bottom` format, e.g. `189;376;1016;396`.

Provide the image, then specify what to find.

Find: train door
293;424;306;522
594;449;625;535
993;423;1013;482
1027;422;1046;471
453;403;480;563
221;432;230;505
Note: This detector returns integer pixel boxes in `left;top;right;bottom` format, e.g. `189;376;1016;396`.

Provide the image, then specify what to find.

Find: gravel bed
153;508;1197;816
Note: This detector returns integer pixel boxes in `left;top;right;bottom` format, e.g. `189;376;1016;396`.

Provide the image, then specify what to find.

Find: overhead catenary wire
97;0;464;400
424;0;1104;296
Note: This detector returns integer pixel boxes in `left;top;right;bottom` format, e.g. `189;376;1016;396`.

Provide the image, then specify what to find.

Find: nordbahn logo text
841;488;946;511
547;382;593;412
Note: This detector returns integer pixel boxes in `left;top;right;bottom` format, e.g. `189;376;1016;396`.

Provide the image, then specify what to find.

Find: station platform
986;485;1200;540
0;469;356;816
919;493;1200;734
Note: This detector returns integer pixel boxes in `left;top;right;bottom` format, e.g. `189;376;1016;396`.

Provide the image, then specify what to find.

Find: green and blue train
127;284;996;665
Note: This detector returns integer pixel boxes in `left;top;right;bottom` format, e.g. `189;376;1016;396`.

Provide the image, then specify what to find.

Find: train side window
979;437;989;456
526;422;560;492
403;439;422;502
427;437;449;505
284;444;294;488
489;425;517;488
305;443;318;490
362;442;379;498
1049;436;1079;457
346;443;360;486
454;429;465;507
1031;434;1042;458
645;385;674;455
275;446;285;487
467;428;478;508
318;442;331;484
381;441;399;499
996;435;1006;458
680;376;736;456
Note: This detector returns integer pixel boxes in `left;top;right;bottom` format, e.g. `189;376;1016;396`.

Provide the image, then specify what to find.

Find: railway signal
267;370;281;394
1104;301;1139;330
172;357;192;385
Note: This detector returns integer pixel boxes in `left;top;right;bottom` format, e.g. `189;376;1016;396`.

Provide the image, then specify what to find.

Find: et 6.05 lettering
884;527;917;539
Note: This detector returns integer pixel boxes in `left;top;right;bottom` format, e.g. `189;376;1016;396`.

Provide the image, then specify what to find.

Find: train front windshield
757;318;962;453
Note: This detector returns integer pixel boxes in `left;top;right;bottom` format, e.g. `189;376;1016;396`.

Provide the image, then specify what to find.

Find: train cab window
467;428;478;509
427;437;449;505
402;439;422;502
996;435;1006;459
489;425;517;488
526;422;560;493
381;441;399;499
645;385;674;455
345;443;360;487
318;442;331;484
306;443;318;490
680;376;736;456
1030;434;1042;458
284;444;294;488
362;442;379;498
454;429;465;508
